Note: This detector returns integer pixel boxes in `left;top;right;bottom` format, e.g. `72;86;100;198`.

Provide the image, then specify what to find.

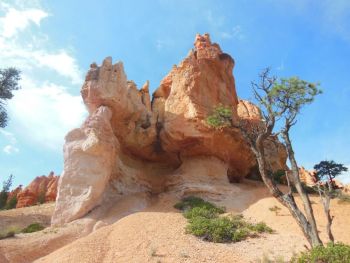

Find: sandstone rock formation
16;172;59;208
299;167;318;187
52;33;287;225
5;185;22;205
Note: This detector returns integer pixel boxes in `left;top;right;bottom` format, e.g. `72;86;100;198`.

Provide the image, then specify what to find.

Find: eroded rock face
16;172;59;208
52;33;287;225
299;167;318;187
52;106;118;225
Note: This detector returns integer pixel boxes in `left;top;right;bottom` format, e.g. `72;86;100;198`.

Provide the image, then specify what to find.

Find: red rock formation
52;33;288;225
6;185;22;202
299;167;318;187
16;172;60;208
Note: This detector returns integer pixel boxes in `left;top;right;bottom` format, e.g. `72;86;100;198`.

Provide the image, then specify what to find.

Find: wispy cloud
3;145;19;154
9;78;86;150
0;2;85;151
0;130;19;154
0;7;48;38
0;37;82;84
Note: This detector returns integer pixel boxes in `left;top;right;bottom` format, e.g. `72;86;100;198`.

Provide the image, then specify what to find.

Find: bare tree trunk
318;182;335;243
324;195;334;242
281;131;322;247
253;134;323;248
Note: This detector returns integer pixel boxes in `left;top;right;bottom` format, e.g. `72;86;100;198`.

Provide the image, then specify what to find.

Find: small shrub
4;195;17;210
0;231;15;240
174;196;225;214
206;104;232;128
183;206;218;219
269;205;282;215
250;222;273;233
0;226;21;240
37;191;46;204
186;216;236;243
292;242;350;263
21;223;44;233
176;196;273;243
232;228;250;242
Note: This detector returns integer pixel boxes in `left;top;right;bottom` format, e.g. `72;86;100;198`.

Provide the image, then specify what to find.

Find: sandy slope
1;181;350;263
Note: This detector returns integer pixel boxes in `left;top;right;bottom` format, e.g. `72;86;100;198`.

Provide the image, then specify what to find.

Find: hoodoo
52;34;287;225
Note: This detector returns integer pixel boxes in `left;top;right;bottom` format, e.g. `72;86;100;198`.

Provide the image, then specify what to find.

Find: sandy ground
1;180;350;263
0;203;54;233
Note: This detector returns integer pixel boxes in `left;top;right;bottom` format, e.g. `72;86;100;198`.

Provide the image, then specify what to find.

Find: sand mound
2;181;350;263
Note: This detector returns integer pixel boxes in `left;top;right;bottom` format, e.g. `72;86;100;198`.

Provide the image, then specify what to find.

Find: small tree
5;195;17;210
0;174;14;209
314;160;348;242
0;67;21;128
207;68;323;247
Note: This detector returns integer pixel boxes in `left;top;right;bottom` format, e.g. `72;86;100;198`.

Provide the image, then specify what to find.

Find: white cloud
0;7;48;38
0;2;86;151
0;38;82;84
32;50;82;84
3;145;19;154
8;78;86;150
0;130;19;154
0;5;82;84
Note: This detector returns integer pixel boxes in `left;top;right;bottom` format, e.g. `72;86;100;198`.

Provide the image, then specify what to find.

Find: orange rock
6;185;22;202
53;33;288;225
16;172;60;208
299;167;318;186
45;175;59;202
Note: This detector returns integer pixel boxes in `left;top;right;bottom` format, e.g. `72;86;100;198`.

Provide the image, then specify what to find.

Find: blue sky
0;0;349;187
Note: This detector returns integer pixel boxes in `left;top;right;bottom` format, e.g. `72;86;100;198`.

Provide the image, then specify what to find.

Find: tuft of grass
176;196;273;243
292;242;350;263
21;223;45;233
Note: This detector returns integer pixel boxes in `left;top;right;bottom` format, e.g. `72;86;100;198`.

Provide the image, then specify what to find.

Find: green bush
184;206;219;219
250;222;273;233
292;242;350;263
175;196;273;243
174;196;225;214
206;104;232;128
186;216;236;243
21;223;44;233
